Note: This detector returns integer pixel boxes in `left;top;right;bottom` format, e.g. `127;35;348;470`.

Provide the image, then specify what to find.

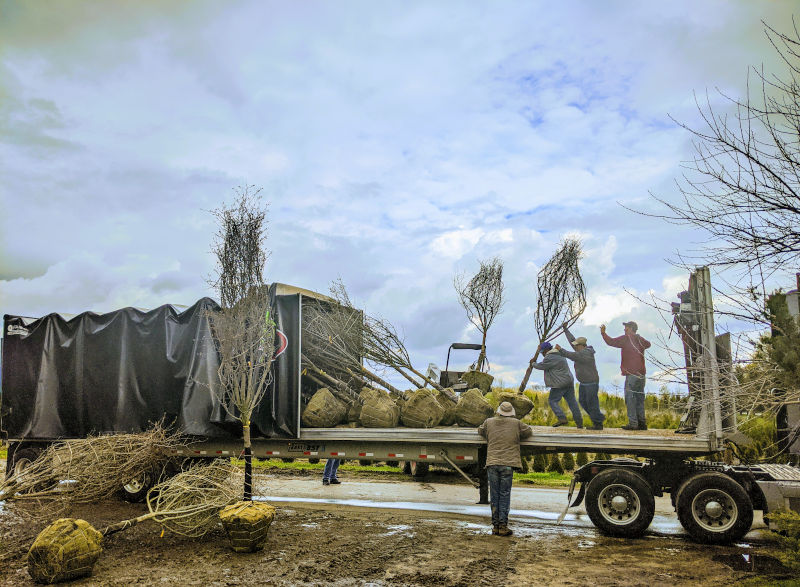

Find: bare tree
454;257;505;372
518;238;586;392
645;23;800;305
208;185;276;501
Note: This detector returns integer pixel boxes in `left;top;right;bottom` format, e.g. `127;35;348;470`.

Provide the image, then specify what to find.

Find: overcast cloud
2;1;798;392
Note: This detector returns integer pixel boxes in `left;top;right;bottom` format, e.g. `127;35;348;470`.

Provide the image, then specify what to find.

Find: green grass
514;471;573;487
0;443;6;461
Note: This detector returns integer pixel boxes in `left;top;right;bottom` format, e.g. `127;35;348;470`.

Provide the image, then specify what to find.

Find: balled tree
208;185;276;501
518;238;586;391
454;257;505;372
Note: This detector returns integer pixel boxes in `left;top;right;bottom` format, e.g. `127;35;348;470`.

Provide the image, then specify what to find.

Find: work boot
497;525;513;536
322;479;330;485
329;478;341;485
492;524;500;535
621;424;638;431
590;423;604;431
552;420;568;427
638;424;648;431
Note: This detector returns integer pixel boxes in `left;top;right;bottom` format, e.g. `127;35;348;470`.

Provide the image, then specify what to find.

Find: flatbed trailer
3;274;799;545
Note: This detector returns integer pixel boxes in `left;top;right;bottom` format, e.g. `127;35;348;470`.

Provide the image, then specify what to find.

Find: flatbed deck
298;425;714;456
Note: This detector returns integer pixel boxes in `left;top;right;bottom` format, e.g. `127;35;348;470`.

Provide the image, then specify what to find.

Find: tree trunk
243;422;252;501
102;512;155;536
517;348;541;393
358;366;403;395
478;330;488;372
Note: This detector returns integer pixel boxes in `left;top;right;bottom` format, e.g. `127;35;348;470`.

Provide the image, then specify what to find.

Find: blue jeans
624;375;646;426
486;465;514;526
323;459;340;481
578;382;604;424
548;385;583;425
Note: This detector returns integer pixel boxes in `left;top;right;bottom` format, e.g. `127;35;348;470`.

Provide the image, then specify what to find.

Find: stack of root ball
301;385;503;428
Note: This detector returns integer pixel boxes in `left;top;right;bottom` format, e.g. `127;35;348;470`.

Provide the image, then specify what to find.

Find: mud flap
556;477;585;525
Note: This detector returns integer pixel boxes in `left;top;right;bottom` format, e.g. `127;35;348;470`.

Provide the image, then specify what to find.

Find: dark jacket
602;331;651;376
558;326;599;384
478;415;533;468
531;350;574;389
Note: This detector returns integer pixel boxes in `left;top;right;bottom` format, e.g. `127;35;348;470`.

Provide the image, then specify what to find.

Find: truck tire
8;446;43;480
675;472;753;544
120;471;155;503
585;468;655;538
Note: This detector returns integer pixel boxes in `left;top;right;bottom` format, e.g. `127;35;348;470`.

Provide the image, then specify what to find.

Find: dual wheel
585;468;753;544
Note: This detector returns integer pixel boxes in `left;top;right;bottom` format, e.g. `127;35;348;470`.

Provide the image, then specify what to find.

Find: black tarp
1;293;301;441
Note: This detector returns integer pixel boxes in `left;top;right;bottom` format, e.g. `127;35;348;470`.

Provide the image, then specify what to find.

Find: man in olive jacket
478;402;533;536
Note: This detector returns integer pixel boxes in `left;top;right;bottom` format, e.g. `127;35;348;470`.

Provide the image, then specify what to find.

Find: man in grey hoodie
555;324;604;430
530;341;583;427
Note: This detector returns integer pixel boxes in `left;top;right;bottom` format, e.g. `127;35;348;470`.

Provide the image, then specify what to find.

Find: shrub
547;453;564;474
561;452;575;471
769;510;800;570
532;453;547;473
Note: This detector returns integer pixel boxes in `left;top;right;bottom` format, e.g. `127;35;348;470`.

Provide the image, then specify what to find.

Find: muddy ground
0;470;796;586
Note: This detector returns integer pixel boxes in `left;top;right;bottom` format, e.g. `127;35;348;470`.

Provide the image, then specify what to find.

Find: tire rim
13;457;33;479
691;488;737;532
597;483;641;526
123;473;150;495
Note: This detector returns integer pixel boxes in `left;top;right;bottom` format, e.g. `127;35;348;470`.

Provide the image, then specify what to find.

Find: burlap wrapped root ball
495;391;534;420
455;388;494;427
302;388;348;427
461;370;494;394
27;518;103;584
400;388;446;428
219;501;277;553
360;389;400;428
434;388;458;426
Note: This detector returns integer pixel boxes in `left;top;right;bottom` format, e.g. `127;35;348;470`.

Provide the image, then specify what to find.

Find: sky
2;0;798;394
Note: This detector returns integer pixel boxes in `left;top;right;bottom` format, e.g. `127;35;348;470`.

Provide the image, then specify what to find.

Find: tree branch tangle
454;257;505;372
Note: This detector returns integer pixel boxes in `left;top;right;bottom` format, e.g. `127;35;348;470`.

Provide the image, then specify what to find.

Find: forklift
437;342;483;391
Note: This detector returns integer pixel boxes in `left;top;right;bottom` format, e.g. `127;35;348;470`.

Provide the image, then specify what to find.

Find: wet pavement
255;474;772;542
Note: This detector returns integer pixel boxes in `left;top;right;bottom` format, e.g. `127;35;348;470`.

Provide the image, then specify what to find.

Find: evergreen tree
561;452;575;471
576;452;589;467
547;453;564;474
532;453;547;472
520;456;530;473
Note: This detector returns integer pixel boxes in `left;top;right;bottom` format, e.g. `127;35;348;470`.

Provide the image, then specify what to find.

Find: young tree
518;238;586;391
208;185;276;501
454;257;505;372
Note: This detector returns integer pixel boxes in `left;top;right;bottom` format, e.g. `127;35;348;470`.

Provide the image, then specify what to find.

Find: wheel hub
611;495;628;512
704;500;723;519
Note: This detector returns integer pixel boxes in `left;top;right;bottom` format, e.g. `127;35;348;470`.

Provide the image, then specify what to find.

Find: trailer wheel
8;446;43;480
585;468;655;538
120;471;154;503
675;472;753;544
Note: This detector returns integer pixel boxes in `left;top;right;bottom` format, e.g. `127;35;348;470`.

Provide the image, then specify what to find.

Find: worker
555;323;604;430
478;401;533;536
322;458;341;486
601;321;651;430
531;341;583;428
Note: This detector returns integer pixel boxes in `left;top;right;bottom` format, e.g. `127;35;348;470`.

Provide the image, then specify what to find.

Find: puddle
577;540;596;549
301;522;319;529
713;554;793;577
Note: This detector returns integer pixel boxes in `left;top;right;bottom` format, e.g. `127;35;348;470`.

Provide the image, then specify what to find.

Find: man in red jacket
601;321;651;430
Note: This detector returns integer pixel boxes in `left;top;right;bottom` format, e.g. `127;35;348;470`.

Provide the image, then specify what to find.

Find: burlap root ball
219;501;277;553
360;395;401;428
455;388;495;427
27;518;103;584
495;391;534;419
461;370;494;395
302;388;348;427
435;388;458;426
400;388;445;428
